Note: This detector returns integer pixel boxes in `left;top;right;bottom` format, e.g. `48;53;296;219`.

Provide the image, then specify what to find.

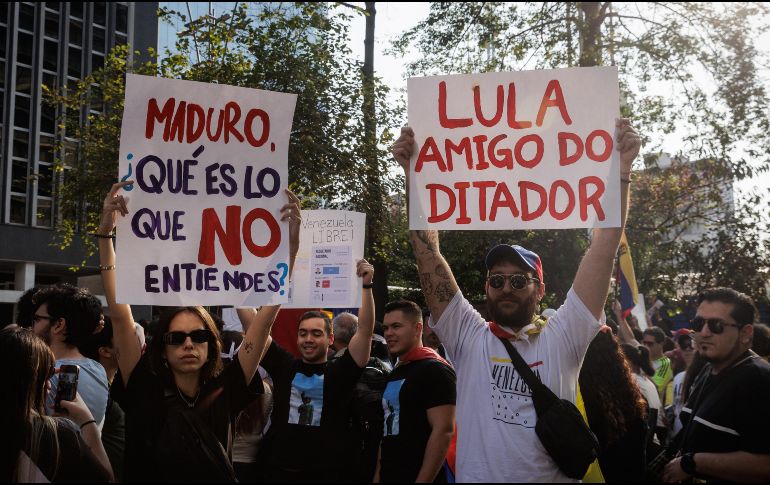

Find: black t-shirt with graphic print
679;350;770;475
259;341;364;481
380;359;457;483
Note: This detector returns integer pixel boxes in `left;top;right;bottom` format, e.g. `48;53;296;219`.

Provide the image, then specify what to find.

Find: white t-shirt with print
430;287;602;483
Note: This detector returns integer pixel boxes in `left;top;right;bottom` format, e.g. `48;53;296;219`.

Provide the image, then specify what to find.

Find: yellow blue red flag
617;232;639;318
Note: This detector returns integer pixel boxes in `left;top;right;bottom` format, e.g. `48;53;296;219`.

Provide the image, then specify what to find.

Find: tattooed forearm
435;282;455;303
435;264;449;279
420;272;434;295
243;341;255;354
410;230;440;256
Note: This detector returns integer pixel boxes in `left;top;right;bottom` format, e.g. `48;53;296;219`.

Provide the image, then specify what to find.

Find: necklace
177;387;200;408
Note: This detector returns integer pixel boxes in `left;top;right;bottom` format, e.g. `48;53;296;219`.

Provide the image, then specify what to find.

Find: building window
10;195;28;224
16;65;32;95
17;32;34;65
36;197;53;227
69;19;83;46
93;26;106;53
68;47;82;78
41;103;56;134
70;2;83;20
45;12;59;38
14;95;31;130
11;160;29;193
94;2;107;26
12;130;28;158
19;4;36;32
43;39;58;71
116;4;128;33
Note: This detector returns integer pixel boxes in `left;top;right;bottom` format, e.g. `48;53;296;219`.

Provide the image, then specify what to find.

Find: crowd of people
3;120;770;483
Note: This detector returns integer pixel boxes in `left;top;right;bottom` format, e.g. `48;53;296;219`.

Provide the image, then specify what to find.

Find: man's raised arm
573;119;641;319
392;127;459;323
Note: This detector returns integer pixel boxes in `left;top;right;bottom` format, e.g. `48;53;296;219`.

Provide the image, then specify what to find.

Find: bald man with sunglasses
662;287;770;483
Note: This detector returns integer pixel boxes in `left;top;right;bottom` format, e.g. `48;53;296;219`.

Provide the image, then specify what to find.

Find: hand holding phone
54;364;79;412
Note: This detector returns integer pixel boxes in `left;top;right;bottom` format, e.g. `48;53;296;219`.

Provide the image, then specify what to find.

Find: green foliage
47;3;403;268
43;45;157;265
388;2;770;306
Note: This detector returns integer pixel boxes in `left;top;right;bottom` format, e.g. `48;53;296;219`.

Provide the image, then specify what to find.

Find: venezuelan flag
617;232;639;318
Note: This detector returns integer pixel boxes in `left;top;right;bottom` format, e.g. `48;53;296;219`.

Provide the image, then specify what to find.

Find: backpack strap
496;336;559;415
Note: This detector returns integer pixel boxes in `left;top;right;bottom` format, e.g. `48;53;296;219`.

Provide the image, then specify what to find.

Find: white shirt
671;371;687;435
430;287;602;483
634;372;664;428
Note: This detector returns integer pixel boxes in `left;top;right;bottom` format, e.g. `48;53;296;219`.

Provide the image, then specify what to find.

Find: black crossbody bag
497;337;600;479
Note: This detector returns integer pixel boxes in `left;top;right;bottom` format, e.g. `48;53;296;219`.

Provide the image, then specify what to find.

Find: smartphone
54;364;80;412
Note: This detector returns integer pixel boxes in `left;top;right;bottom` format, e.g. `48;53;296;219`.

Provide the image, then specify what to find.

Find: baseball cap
485;244;544;283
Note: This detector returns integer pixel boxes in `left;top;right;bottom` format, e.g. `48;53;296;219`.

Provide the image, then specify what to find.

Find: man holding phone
33;284;110;429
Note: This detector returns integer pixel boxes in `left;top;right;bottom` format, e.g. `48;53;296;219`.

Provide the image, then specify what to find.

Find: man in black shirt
239;259;375;482
663;287;770;482
375;300;456;483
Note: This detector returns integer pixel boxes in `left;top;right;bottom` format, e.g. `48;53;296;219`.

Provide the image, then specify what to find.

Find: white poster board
116;74;297;306
408;67;621;230
283;210;366;309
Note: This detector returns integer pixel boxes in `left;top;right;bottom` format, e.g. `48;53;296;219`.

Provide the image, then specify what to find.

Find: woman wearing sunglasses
96;181;301;482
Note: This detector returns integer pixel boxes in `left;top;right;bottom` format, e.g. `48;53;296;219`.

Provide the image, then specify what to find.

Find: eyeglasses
642;340;659;347
33;314;53;323
163;329;212;346
691;316;741;334
487;274;540;290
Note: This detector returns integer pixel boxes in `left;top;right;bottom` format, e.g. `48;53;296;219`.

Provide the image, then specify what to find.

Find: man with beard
661;288;770;483
391;119;641;482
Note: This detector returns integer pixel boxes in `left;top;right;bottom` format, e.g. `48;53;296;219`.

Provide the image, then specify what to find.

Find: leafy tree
46;3;403;281
675;203;770;305
388;2;770;306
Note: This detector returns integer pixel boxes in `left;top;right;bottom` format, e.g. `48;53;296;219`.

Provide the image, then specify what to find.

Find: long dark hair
621;343;655;376
148;307;224;385
682;351;708;402
0;327;58;481
580;332;648;446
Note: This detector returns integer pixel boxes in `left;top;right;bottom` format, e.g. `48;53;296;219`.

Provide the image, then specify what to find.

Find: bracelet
79;419;97;430
99;264;116;271
362;282;375;289
620;178;631;184
92;233;115;239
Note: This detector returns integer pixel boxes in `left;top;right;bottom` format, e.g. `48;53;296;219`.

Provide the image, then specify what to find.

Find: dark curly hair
580;331;648;446
32;284;103;351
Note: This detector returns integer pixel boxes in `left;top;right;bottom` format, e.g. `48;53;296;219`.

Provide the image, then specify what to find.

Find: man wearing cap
391;119;641;482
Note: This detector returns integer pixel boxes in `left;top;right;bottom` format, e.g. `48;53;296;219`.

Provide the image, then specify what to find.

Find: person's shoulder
53;416;79;434
741;354;770;382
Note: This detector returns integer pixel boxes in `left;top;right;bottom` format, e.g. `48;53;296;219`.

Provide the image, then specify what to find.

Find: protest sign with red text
408;67;621;230
116;74;297;306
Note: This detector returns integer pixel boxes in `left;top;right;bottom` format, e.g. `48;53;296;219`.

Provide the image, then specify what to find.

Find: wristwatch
362;282;375;289
680;452;697;476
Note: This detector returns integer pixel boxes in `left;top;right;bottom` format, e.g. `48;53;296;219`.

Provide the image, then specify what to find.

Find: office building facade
0;2;158;322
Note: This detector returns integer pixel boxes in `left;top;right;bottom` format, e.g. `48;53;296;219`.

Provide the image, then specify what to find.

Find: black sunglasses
487;274;540;290
691;316;741;334
163;329;212;346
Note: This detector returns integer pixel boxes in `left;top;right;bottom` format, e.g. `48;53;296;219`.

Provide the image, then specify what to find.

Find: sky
158;2;769;211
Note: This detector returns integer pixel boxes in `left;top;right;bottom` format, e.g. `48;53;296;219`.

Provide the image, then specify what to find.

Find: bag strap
496;336;559;414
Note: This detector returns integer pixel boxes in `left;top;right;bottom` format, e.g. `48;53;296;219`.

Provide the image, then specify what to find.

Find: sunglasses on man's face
691;316;741;334
163;329;212;346
487;274;540;290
